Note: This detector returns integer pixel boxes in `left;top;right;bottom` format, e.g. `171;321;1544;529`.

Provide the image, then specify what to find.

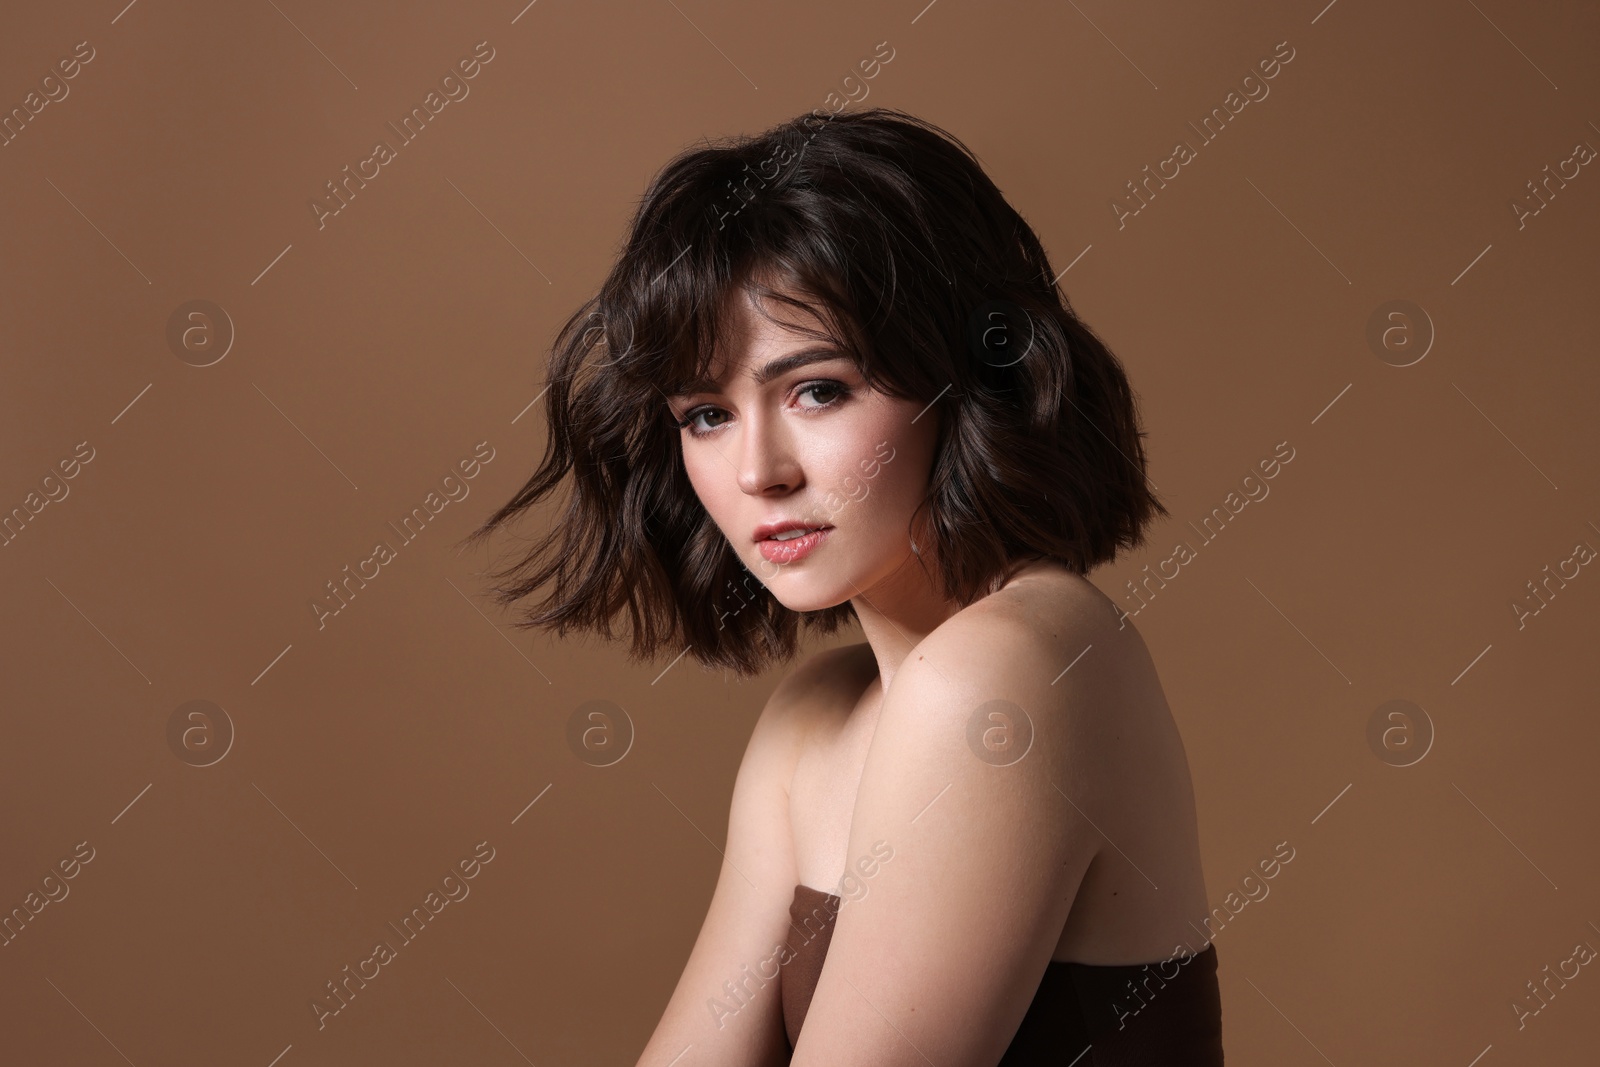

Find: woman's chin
773;593;847;614
761;576;851;614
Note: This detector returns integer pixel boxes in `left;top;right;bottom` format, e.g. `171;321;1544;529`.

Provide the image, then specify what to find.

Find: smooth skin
636;286;1211;1067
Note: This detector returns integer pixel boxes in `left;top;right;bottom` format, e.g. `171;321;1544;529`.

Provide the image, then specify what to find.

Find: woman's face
665;287;941;613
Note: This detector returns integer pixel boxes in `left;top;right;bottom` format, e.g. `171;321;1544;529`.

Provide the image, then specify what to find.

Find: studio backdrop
2;1;1597;1064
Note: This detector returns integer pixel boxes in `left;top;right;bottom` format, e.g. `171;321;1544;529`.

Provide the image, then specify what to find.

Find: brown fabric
782;883;843;1047
780;883;1225;1064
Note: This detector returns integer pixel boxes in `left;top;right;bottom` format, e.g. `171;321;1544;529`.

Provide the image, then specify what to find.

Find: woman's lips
757;526;832;564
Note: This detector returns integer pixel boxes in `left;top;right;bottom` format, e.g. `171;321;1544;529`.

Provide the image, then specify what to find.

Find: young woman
468;107;1224;1065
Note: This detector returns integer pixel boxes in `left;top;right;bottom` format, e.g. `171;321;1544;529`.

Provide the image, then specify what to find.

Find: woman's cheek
684;453;733;528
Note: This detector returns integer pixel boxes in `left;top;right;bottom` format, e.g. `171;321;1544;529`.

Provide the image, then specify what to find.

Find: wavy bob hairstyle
466;107;1167;678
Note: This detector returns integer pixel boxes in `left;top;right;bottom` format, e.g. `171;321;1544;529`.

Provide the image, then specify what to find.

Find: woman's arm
789;611;1109;1067
633;650;840;1067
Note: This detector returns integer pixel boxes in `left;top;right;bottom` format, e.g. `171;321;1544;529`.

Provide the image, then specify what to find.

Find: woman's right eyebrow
674;345;848;396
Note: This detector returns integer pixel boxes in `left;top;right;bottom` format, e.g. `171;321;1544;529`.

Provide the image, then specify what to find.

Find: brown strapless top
782;884;1224;1064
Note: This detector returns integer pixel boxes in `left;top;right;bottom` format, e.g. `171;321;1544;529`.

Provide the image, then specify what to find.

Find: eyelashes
673;380;851;439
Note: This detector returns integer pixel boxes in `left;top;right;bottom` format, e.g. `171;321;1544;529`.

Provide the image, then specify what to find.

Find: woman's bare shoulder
902;563;1163;729
948;562;1138;657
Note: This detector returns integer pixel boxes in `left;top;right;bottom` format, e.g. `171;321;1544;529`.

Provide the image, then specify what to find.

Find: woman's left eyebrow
675;346;848;396
750;346;849;387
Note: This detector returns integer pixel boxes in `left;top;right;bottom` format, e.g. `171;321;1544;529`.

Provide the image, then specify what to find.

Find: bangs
595;248;879;414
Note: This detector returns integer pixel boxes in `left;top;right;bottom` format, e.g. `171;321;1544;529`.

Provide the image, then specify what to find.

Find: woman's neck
850;554;1060;691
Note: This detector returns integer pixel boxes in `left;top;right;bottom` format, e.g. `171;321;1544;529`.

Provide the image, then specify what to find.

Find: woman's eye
680;407;727;434
676;381;849;438
798;381;846;407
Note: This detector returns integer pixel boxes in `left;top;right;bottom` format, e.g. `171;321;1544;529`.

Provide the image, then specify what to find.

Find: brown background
3;0;1598;1064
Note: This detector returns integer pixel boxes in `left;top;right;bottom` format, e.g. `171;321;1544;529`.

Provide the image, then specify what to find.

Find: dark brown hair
464;107;1166;678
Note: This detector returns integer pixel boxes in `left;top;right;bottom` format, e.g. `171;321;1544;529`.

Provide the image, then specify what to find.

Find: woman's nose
734;409;802;495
